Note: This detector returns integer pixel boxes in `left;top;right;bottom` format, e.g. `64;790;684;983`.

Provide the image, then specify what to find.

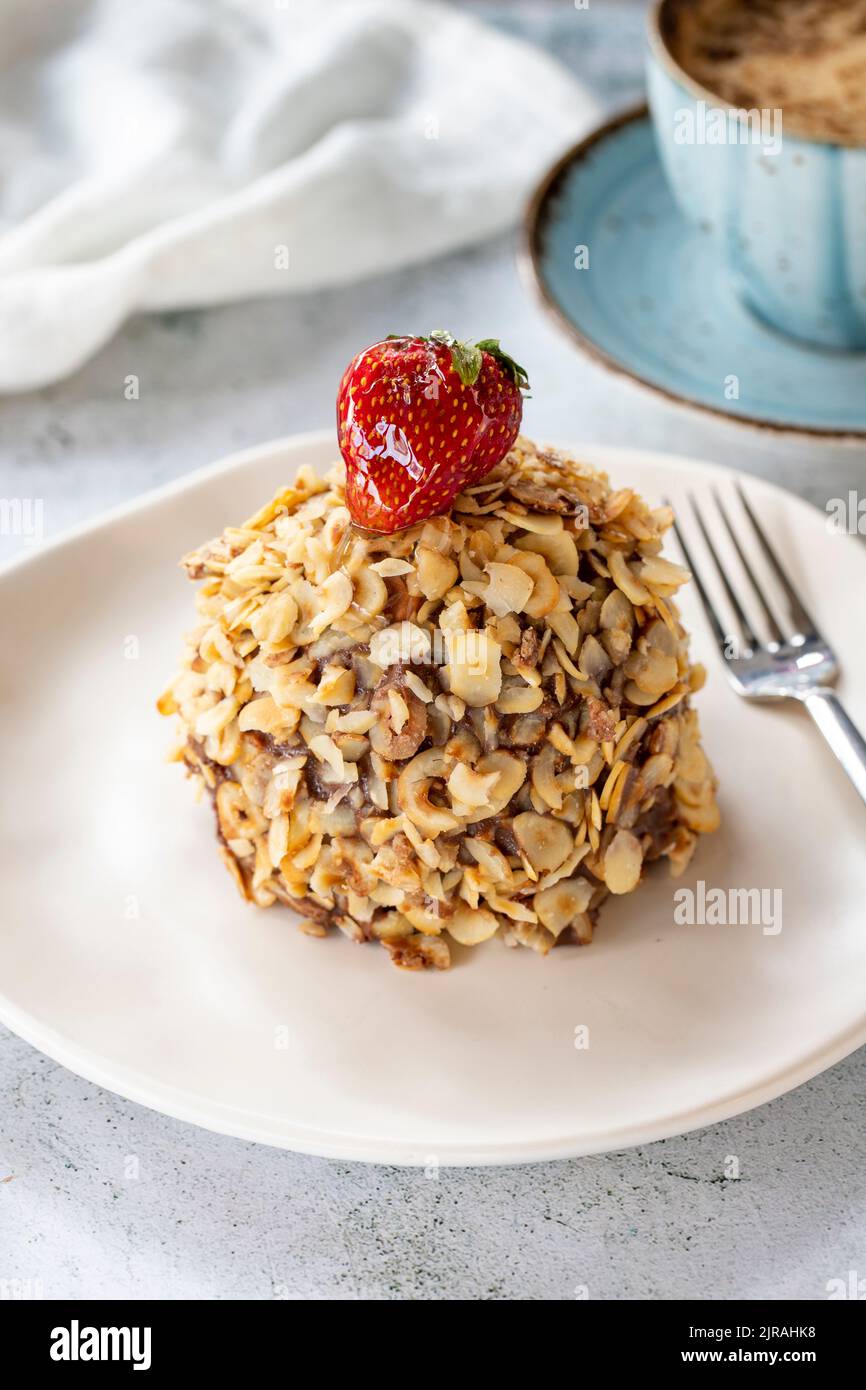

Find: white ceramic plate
2;432;865;1165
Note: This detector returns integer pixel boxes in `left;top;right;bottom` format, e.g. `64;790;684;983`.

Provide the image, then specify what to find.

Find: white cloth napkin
0;0;596;392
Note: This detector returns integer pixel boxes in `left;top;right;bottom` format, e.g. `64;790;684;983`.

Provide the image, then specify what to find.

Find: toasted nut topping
447;904;500;946
251;592;299;644
609;550;651;606
600;587;634;632
445;628;502;707
534;876;594;936
195;695;239;738
604;829;643;894
308;733;347;781
480;562;534;617
165;439;719;968
370;621;432;670
514;529;579;577
383;933;451;969
369;675;428;760
511;551;560;618
578;634;611;683
463;749;527;823
316;664;356;706
496;509;564;535
371;558;414;577
416;544;459;601
447;762;501;809
217;781;266;843
398;747;460;838
531;742;563;811
310;570;353;635
465;838;513;882
238;694;292;734
388;689;409;733
351;565;388;618
640;555;689;591
496;684;544;715
404;670;435;703
513;812;573;876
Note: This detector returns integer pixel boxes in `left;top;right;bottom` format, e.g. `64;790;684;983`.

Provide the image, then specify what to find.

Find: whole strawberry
336;331;529;533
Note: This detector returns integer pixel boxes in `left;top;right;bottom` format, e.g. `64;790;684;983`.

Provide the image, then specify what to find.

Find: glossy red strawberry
336;331;529;533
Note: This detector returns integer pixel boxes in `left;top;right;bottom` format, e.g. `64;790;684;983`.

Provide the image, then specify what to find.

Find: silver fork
669;484;866;809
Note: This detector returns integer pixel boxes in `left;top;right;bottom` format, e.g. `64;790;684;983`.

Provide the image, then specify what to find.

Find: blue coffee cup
646;0;866;351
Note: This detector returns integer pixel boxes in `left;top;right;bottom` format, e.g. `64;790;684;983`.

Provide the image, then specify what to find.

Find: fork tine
713;489;785;646
736;484;817;638
689;495;760;653
665;498;729;654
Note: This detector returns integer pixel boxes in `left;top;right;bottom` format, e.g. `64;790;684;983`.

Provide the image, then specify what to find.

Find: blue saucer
525;108;866;438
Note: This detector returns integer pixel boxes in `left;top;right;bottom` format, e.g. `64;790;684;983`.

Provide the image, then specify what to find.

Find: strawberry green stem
427;329;530;392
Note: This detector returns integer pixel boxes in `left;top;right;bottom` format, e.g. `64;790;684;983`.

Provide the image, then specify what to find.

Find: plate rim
3;430;865;1165
521;104;866;444
2;991;864;1166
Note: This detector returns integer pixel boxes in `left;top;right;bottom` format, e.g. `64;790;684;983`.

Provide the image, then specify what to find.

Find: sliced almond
612;716;647;763
625;647;678;697
485;892;537;923
608;550;651;605
251;591;299;645
416;544;459;601
464;750;527;823
511;552;560;618
482;562;535;617
599;586;634;632
603;829;643;894
445;628;502;707
332;731;369;762
677;798;721;834
308;733;346;781
639;555;689;591
334;709;378;735
388;688;410;734
238;694;293;735
465;838;513;883
624;680;662;707
531;742;563;811
604;487;634;521
447;762;501;809
547;605;580;655
513;528;579;577
216;781;265;842
578;634;611;683
644;617;678;655
316;663;355;706
402;902;445;936
309;570;353;636
446;904;500;946
534;876;594;936
397;747;460;838
404;670;435;703
352;567;388;619
495;684;544;715
496;509;564;535
195;695;239;738
371;557;414;577
642;752;674;790
513;812;573;875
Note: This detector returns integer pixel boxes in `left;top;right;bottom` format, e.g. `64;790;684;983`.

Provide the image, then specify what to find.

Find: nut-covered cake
159;430;719;970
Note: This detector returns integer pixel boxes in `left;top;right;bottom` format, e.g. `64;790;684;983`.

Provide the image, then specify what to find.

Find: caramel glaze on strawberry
336;331;529;534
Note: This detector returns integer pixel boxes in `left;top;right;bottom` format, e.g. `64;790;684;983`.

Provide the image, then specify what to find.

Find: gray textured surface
1;0;864;1301
3;1028;864;1301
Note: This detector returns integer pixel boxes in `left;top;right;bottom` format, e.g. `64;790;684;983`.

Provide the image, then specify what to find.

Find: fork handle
803;691;866;808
